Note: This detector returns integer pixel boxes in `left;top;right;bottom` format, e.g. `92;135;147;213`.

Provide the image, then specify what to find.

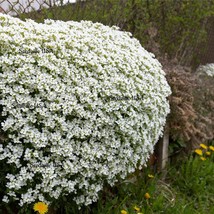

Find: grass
90;143;214;214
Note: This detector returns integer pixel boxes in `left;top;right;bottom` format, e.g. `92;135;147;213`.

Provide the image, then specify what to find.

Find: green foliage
90;144;214;214
167;145;214;213
88;147;214;214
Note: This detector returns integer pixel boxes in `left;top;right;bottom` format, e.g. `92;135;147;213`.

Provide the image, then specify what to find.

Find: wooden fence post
156;123;169;172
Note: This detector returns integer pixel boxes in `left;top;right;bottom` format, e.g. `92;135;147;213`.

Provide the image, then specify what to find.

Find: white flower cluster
197;63;214;77
0;14;171;207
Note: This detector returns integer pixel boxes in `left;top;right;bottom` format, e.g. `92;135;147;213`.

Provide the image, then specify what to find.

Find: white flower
197;63;214;77
0;13;171;207
2;196;9;203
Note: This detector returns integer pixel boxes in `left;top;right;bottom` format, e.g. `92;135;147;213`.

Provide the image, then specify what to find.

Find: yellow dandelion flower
121;210;128;214
144;192;151;199
195;149;203;156
206;151;211;156
148;174;154;178
134;205;140;211
33;202;48;214
200;144;207;149
209;146;214;151
137;213;143;214
200;157;206;161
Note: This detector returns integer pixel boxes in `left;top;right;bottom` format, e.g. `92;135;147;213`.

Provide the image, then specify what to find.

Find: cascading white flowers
196;63;214;77
0;14;171;207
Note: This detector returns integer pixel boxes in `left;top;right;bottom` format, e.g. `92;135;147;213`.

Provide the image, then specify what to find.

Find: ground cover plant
0;14;171;211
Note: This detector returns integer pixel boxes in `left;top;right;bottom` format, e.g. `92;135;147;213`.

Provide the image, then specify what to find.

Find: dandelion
148;174;154;178
195;149;203;156
206;151;211;156
134;205;140;211
200;157;206;161
121;210;128;214
200;144;207;149
144;192;151;199
209;146;214;151
33;202;48;214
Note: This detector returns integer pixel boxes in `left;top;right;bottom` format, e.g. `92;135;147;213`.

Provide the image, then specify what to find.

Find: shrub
193;63;214;144
0;14;171;207
162;60;214;149
161;60;197;145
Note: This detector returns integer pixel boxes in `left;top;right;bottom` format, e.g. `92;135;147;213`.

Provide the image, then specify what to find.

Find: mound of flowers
0;14;171;207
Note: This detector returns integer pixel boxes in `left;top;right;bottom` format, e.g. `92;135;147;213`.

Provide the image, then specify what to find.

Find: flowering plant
197;63;214;77
0;14;171;207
